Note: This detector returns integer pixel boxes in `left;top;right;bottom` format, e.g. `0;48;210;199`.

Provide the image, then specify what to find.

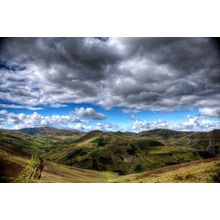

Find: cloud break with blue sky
0;37;220;132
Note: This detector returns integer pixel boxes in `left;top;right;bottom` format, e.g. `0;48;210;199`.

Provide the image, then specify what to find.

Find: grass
91;136;106;147
0;148;29;182
114;157;220;183
44;132;214;175
39;161;118;183
1;146;220;183
147;145;194;154
1;128;220;183
0;130;83;156
19;154;44;183
39;157;220;183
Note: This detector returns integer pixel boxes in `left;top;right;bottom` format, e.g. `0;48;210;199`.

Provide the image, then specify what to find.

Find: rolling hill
0;127;220;182
18;127;84;136
44;130;215;175
138;129;191;139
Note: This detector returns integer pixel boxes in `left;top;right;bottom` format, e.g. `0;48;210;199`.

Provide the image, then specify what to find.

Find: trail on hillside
19;154;44;182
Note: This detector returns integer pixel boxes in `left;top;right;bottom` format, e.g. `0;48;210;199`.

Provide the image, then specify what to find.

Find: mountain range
0;127;220;183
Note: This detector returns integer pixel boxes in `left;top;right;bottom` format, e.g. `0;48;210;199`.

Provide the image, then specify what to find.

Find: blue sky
1;102;219;132
0;38;220;131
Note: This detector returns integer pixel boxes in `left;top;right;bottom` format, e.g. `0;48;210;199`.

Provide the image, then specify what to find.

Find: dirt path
19;154;44;182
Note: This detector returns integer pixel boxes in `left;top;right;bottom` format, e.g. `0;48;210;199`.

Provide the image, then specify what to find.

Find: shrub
135;164;143;172
92;136;106;147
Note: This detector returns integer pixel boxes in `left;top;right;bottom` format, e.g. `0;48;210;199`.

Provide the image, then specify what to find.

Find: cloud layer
0;110;83;130
0;38;220;117
1;109;219;132
0;110;115;131
130;115;220;132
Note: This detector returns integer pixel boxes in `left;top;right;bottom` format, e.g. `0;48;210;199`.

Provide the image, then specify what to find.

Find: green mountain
0;127;220;183
45;130;214;175
138;129;191;139
139;129;220;150
19;127;83;136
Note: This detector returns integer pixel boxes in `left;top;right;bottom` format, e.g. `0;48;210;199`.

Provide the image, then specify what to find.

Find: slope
114;157;220;183
45;130;213;175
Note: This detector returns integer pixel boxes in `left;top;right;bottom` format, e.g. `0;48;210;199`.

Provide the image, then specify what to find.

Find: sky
0;37;220;132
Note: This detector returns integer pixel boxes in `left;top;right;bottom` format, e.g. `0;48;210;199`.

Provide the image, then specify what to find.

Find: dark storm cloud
1;38;121;78
0;37;220;117
0;59;26;71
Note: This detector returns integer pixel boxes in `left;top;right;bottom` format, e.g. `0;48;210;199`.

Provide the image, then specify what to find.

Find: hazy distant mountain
18;127;84;136
138;129;191;139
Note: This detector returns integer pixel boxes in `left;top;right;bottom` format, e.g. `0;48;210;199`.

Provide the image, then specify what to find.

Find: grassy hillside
1;146;219;183
138;129;191;139
115;157;220;183
139;129;220;153
40;161;117;183
45;130;213;175
0;129;83;155
45;131;165;174
18;127;84;136
0;146;29;182
1;127;220;183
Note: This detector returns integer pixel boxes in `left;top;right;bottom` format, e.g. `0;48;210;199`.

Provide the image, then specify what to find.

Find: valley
0;127;220;183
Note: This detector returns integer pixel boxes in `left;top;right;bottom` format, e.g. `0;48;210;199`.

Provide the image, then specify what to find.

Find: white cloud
95;122;119;131
199;107;220;117
0;110;84;129
0;104;43;110
0;109;118;131
75;107;106;120
0;109;219;132
68;123;92;132
0;110;7;115
130;116;220;132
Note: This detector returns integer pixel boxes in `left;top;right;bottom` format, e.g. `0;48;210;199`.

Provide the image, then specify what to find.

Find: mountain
45;130;166;174
1;128;220;182
19;127;84;136
114;131;137;136
75;130;104;142
138;129;220;151
180;129;220;149
0;129;64;155
45;130;214;175
138;129;191;139
0;130;31;157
